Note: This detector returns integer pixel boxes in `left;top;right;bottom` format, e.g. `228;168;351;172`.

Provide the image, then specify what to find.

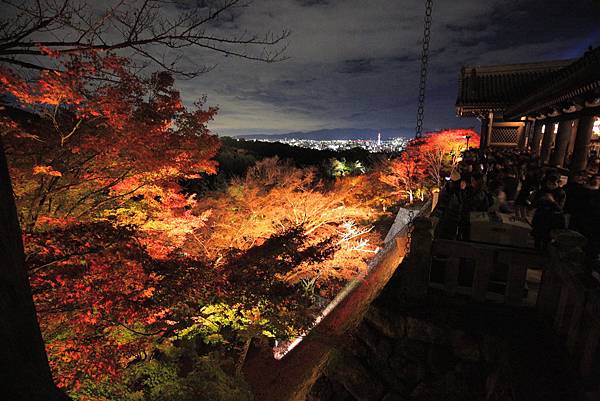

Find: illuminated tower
377;132;381;146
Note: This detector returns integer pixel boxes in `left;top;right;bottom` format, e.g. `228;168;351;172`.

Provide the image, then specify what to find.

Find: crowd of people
433;147;600;271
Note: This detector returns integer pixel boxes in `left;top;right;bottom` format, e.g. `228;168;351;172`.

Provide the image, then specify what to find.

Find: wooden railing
536;231;600;388
410;220;600;392
429;238;544;305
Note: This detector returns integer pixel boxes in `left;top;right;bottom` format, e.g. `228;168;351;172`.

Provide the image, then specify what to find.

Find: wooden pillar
480;111;494;150
480;118;489;150
531;121;544;156
517;122;527;149
523;120;533;149
549;120;575;167
485;111;494;148
566;120;579;165
571;115;596;171
540;123;557;164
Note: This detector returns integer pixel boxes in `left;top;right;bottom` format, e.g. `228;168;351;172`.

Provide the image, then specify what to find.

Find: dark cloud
167;0;600;136
295;0;330;7
7;0;600;138
337;58;378;74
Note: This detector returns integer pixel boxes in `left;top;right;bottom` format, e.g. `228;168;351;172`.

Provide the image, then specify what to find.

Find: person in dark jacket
464;173;492;213
434;170;465;240
535;173;566;209
515;165;541;220
459;173;492;240
503;167;519;201
531;191;565;251
564;170;588;232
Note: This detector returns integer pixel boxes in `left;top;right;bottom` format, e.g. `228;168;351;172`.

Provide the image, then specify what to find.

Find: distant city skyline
238;136;408;153
229;127;420;141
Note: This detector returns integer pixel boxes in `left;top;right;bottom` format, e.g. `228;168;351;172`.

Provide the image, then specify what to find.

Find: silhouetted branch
0;0;290;77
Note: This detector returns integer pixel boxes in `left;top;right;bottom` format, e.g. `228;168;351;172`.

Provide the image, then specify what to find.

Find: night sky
178;0;600;138
9;0;600;137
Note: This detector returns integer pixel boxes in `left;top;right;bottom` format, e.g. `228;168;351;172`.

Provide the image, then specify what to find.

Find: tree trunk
235;337;253;378
0;138;68;400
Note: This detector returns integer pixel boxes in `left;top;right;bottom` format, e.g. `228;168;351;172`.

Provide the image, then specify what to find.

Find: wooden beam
444;257;460;296
472;249;494;302
432;239;542;265
505;259;528;306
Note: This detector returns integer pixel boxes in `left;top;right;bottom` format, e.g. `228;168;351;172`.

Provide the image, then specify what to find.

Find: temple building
456;46;600;171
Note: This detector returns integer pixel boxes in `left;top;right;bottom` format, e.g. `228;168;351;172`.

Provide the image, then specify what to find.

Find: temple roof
455;59;573;117
504;46;600;119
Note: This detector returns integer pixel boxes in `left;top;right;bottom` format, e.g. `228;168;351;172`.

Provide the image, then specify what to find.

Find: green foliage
128;359;179;400
145;357;252;401
175;303;276;346
76;341;253;401
125;343;252;401
109;323;148;345
326;158;367;177
74;378;127;401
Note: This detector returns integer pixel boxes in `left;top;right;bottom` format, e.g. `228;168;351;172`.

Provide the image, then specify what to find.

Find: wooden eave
504;47;600;119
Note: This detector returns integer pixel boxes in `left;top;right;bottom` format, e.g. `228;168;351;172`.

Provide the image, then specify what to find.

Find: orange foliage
1;52;219;234
416;128;480;188
191;158;384;293
379;145;427;203
26;223;164;388
380;129;479;200
1;51;222;390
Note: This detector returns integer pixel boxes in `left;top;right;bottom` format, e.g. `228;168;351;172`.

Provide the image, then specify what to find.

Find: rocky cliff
308;268;583;401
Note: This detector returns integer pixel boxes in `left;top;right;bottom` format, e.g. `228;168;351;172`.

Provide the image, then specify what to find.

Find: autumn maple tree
0;1;292;399
417;129;480;188
380;129;480;202
2;51;219;231
0;49;218;392
379;145;427;203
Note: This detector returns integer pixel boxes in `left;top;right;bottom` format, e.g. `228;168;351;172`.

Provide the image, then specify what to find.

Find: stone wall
308;267;583;401
308;300;513;400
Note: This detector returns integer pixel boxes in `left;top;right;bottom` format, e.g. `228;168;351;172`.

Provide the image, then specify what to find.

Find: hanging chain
403;0;433;258
415;0;433;139
404;208;416;257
